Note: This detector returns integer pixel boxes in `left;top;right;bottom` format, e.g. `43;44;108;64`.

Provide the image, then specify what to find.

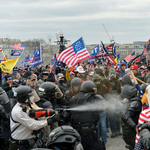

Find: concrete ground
106;130;128;150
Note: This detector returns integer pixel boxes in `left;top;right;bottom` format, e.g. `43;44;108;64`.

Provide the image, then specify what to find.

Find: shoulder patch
20;111;26;116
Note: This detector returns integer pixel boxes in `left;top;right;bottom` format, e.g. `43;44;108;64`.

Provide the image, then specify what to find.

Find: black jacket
1;82;11;92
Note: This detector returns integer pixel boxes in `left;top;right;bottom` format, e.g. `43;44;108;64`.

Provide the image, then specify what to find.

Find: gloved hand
52;113;61;122
47;113;61;125
139;123;150;130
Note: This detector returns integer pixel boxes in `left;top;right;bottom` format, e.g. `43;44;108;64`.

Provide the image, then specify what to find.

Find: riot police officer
37;82;68;110
69;81;105;150
0;87;11;150
10;86;60;150
121;74;142;150
65;77;82;101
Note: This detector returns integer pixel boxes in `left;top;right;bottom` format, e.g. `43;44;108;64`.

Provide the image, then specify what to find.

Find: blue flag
52;53;57;74
24;55;30;62
11;50;23;56
30;46;43;68
33;48;38;56
91;45;100;56
117;53;120;63
113;43;116;56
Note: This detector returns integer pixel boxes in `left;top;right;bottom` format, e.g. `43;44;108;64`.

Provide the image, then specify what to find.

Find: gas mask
94;81;101;85
110;74;116;80
73;85;80;93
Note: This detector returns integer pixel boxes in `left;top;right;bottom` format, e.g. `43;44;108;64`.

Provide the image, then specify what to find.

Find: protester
2;74;13;92
119;61;127;78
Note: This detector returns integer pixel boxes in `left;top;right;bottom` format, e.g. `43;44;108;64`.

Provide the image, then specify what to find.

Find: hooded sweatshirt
121;74;137;99
119;62;127;78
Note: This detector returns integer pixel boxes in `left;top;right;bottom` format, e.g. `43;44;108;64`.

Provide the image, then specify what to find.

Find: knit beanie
46;73;55;82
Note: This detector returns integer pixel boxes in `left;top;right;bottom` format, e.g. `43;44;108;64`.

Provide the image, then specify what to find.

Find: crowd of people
0;57;150;150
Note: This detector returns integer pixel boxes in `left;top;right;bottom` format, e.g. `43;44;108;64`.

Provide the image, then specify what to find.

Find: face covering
94;82;101;85
59;79;64;83
131;79;135;85
12;88;16;93
110;74;116;80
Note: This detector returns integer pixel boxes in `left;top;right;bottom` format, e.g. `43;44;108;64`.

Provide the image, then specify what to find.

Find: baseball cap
57;73;64;79
76;66;85;73
130;65;138;71
12;79;21;85
28;74;37;80
5;74;13;81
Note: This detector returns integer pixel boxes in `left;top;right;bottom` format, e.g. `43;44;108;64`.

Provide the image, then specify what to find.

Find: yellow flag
114;57;118;63
0;57;20;73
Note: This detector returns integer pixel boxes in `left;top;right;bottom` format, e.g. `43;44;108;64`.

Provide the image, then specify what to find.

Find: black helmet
46;125;83;150
71;77;82;93
38;82;63;99
80;81;97;93
14;86;33;104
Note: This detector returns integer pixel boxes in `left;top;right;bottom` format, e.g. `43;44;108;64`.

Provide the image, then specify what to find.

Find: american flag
124;51;135;62
135;108;150;148
12;43;26;50
101;41;116;65
142;45;147;55
107;44;113;55
56;37;89;66
0;47;2;52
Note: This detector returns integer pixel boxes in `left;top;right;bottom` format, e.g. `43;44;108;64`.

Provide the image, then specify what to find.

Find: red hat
130;65;138;71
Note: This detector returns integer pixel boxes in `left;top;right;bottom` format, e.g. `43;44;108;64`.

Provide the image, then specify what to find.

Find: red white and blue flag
12;43;26;50
101;41;116;65
11;50;23;56
106;43;116;58
56;37;90;66
124;51;135;62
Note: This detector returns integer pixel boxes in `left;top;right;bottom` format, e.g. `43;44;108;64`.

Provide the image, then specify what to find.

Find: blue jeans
108;111;120;134
98;111;107;144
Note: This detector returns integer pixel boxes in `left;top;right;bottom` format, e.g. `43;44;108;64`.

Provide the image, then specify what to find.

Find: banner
0;57;20;73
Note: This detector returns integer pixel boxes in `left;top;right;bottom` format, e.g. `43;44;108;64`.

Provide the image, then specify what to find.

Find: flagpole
2;50;6;60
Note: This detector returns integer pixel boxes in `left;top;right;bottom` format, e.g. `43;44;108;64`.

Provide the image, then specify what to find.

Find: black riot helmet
71;77;82;93
80;80;97;93
38;82;63;99
46;125;84;150
14;86;33;104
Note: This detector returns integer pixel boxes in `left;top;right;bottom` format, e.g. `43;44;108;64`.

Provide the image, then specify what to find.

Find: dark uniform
65;77;82;101
121;74;142;150
69;81;105;150
0;87;11;150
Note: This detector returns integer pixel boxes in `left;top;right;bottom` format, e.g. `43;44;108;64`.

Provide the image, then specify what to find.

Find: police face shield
25;92;35;104
75;143;84;150
0;92;9;104
55;86;63;99
30;89;40;103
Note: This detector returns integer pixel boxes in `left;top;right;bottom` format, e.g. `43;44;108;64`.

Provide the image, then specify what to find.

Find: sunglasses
131;69;135;70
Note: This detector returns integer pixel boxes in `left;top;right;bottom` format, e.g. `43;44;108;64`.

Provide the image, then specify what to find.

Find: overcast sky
0;0;150;45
